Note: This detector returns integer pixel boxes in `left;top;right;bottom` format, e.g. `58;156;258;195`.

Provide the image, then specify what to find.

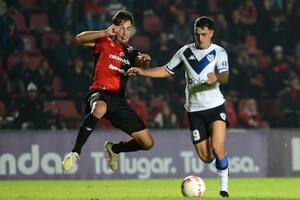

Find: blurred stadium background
1;0;300;199
1;0;300;129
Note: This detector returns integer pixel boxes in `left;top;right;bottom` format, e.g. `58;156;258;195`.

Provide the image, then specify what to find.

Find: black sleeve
129;49;141;67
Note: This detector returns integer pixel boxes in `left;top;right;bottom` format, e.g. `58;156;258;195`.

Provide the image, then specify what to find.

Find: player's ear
210;30;214;38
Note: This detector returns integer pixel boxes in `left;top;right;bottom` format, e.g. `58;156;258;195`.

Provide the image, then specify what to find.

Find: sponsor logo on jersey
220;112;226;120
188;77;207;87
109;54;130;65
119;52;125;57
108;64;125;74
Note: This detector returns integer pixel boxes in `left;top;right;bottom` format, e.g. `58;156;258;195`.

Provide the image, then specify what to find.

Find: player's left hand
207;72;217;84
126;67;145;76
105;24;121;36
135;54;151;67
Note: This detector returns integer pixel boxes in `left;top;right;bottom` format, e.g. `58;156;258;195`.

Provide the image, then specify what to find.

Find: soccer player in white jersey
128;16;230;197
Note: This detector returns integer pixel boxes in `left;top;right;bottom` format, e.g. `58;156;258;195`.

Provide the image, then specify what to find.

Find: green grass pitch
1;178;300;200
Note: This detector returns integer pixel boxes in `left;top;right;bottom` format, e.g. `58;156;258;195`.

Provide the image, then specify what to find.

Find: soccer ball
181;175;206;197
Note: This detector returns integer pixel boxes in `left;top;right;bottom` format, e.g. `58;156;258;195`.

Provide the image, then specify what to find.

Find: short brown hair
194;16;215;30
112;10;134;26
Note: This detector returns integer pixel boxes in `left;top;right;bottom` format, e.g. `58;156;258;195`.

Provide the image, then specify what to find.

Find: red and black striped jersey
90;37;140;97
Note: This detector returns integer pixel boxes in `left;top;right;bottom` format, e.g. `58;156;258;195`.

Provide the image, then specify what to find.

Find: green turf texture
1;178;299;200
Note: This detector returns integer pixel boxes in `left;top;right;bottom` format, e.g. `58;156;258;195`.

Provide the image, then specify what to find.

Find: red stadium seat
96;119;113;129
43;101;53;112
42;32;61;49
207;0;220;13
0;101;6;117
238;98;248;117
183;111;189;128
256;53;271;70
29;13;49;30
258;99;283;126
245;34;257;53
132;35;150;52
225;101;238;128
143;15;162;34
55;100;81;128
29;55;43;70
11;12;28;33
52;77;64;92
56;100;80;120
7;54;22;70
189;13;200;21
296;56;300;70
19;0;38;10
52;76;68;98
148;97;163;121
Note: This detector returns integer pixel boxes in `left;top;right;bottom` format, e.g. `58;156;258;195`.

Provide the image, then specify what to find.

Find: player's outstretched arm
216;71;229;84
76;25;121;46
127;66;171;78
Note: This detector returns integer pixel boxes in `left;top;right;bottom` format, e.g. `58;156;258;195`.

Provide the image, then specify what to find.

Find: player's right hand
126;67;144;76
207;72;217;84
105;25;121;36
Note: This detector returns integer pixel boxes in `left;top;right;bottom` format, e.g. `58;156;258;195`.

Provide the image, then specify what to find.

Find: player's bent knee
91;101;107;118
199;154;211;163
141;136;154;150
141;139;154;150
212;146;225;159
133;129;154;150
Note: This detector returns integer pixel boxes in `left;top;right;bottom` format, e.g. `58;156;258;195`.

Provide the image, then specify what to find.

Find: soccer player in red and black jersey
62;10;153;172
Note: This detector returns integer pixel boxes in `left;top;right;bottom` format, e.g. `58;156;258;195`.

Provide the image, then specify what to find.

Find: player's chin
119;38;129;45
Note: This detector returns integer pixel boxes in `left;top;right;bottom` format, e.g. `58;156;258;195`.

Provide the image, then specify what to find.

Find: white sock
209;157;216;164
217;168;229;192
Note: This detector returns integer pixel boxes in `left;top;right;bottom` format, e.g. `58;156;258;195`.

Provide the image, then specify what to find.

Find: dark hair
194;16;215;30
112;10;134;26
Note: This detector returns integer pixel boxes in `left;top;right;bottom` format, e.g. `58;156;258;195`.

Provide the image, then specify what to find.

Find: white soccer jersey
165;43;229;112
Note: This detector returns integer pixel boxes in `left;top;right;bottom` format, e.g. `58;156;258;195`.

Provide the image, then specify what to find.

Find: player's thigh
86;91;111;118
114;108;153;149
210;120;227;157
188;111;210;144
188;111;212;162
132;128;154;150
194;139;212;163
91;100;107;118
108;101;147;135
206;104;228;156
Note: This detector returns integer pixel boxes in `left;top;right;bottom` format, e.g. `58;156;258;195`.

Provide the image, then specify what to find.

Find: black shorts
188;104;228;144
85;90;146;135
